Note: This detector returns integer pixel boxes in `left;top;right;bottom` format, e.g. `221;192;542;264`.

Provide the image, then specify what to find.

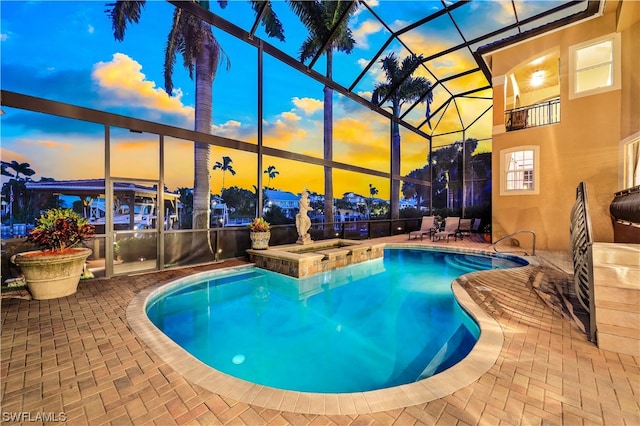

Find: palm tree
288;1;358;225
1;160;36;225
372;52;433;220
369;183;378;198
263;165;279;187
1;160;35;180
107;1;230;233
212;156;236;192
368;183;378;217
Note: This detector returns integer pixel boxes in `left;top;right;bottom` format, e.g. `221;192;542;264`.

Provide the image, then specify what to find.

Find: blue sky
1;0;566;196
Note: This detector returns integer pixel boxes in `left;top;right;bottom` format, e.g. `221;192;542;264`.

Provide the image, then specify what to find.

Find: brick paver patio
2;236;639;425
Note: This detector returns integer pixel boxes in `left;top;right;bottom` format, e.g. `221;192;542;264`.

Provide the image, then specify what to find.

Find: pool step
444;255;487;273
385;322;476;386
444;254;516;273
416;324;476;379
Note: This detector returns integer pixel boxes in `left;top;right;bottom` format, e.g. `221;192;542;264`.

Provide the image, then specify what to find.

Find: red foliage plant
27;208;96;253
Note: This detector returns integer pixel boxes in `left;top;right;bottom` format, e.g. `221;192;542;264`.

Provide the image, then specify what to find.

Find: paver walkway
2;236;639;425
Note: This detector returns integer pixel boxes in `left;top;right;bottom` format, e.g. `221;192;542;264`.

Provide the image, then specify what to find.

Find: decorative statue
295;190;313;245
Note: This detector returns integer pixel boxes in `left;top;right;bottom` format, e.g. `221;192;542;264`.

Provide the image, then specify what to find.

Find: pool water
146;248;526;393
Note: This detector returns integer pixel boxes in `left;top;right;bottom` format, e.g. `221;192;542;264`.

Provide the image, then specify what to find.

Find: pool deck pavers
2;235;639;425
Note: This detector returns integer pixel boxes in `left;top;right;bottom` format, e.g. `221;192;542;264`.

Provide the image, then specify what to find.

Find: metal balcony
505;97;560;131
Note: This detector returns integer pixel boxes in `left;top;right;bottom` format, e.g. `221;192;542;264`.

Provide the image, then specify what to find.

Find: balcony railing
505;97;560;131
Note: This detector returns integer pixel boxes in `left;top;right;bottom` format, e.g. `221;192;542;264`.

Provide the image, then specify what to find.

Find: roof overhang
475;0;604;84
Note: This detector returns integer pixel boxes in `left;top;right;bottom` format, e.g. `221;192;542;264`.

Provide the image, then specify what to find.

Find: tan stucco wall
618;2;640;188
489;7;638;251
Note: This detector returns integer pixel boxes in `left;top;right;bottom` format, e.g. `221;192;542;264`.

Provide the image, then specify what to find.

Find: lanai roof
174;0;603;144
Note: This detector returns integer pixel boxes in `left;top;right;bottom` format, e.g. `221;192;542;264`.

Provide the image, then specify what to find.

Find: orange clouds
333;115;389;169
264;109;316;152
92;53;194;120
37;140;73;149
262;157;324;195
0;147;31;168
280;111;301;122
112;139;156;151
2;137;105;182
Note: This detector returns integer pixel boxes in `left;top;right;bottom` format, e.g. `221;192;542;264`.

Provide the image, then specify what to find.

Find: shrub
27;208;95;252
248;217;270;232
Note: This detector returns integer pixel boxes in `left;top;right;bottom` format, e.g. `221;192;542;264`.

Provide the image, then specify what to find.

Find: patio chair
408;216;438;240
455;218;472;240
432;217;460;242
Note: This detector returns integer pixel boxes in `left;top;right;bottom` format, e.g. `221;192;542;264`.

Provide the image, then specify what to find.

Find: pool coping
126;244;519;415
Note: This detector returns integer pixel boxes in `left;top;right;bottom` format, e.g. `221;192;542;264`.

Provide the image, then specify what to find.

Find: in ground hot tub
246;239;385;278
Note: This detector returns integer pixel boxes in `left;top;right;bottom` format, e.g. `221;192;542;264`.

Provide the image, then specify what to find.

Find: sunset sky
1;1;566;199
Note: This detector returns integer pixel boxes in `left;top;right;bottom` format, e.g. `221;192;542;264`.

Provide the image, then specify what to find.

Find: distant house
342;192;366;207
263;189;300;219
399;198;417;210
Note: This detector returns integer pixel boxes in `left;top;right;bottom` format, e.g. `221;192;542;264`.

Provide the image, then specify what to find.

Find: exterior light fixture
531;70;545;87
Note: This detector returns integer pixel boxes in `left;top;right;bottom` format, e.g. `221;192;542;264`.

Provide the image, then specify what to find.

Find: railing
569;182;596;342
505;97;560;131
493;230;537;256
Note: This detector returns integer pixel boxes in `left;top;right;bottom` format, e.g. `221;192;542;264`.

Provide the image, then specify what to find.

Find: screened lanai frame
0;0;602;277
168;0;598;213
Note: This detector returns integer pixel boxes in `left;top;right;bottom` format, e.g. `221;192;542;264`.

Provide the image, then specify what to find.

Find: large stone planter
249;231;270;250
10;248;92;300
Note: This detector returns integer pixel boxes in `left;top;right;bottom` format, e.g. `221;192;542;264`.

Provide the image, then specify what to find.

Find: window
569;33;621;99
500;146;540;195
624;137;640;189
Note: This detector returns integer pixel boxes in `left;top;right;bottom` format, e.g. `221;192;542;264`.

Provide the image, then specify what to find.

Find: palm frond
288;0;357;62
379;53;400;84
374;52;432;113
299;36;323;63
288;1;324;33
105;1;146;42
164;9;186;95
250;1;285;41
398;77;431;103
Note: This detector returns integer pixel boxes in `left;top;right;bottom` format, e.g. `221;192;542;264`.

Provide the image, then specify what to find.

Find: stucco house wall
487;2;639;251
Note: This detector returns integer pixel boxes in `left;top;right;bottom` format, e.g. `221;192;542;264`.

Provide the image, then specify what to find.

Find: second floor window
569;33;621;99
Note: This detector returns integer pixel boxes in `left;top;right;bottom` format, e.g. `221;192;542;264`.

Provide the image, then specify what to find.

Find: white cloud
292;97;323;115
211;120;254;140
352;20;382;49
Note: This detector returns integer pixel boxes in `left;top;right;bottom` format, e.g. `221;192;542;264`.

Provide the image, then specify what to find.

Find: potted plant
483;224;492;243
248;217;270;249
11;208;95;300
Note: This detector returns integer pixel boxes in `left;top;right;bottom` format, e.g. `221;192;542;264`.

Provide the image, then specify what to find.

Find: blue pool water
146;248;526;393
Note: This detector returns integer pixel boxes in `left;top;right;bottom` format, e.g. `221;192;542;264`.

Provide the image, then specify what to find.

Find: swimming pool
145;248;526;394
